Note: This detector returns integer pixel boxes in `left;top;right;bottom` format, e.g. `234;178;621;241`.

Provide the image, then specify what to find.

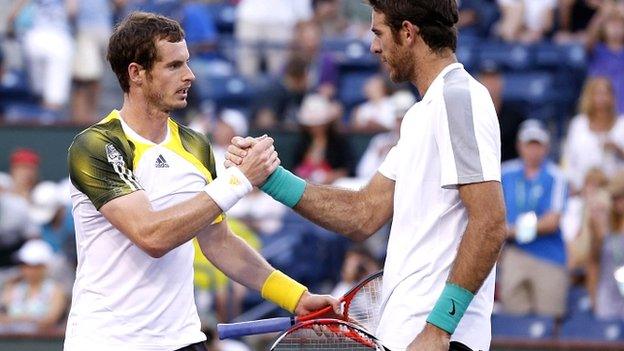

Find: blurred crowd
0;0;624;347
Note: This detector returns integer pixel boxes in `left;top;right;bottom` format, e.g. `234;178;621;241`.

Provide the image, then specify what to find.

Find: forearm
197;223;273;291
295;184;370;240
536;212;561;235
448;214;507;292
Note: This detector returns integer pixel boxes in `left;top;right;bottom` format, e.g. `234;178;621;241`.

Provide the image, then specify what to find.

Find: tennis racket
218;270;383;339
270;318;391;351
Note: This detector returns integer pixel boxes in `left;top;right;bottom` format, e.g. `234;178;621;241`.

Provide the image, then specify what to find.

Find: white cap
220;109;249;137
391;90;417;117
30;181;61;225
16;239;54;266
298;94;335;126
518;119;550;145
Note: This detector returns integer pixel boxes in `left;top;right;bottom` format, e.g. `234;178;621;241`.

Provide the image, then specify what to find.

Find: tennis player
226;1;507;350
64;12;338;351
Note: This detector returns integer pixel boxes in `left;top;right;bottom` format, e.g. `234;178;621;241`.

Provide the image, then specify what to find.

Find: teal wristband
260;166;306;208
426;283;474;335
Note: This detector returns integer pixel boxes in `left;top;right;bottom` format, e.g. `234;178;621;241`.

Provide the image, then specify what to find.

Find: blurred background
0;0;624;350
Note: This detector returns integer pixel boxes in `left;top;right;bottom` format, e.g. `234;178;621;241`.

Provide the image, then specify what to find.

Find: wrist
260;166;306;208
424;322;451;338
261;270;308;313
203;166;252;212
426;283;474;335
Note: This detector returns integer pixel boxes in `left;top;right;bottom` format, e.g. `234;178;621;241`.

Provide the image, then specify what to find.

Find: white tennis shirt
65;111;222;350
376;63;501;351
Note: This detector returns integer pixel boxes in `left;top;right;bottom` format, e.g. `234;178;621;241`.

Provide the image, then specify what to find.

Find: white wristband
203;167;253;212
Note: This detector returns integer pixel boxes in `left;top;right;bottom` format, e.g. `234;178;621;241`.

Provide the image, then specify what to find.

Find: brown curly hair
368;0;459;53
107;12;185;93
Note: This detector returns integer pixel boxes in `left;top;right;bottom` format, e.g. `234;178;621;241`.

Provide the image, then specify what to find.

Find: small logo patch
155;154;169;168
449;300;456;316
229;176;240;186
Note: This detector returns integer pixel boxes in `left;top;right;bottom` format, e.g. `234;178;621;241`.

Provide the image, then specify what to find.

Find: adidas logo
155;154;169;168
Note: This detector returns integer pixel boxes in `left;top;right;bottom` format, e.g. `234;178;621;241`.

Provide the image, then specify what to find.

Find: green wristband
426;283;474;335
260;166;306;208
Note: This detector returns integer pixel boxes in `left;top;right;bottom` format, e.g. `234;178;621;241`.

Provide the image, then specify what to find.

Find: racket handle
217;317;294;339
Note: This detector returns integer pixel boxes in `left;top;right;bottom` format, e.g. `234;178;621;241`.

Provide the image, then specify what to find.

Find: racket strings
272;324;381;350
345;276;383;332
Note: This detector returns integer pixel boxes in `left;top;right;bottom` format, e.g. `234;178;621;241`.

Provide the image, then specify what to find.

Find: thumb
331;297;342;315
232;136;253;148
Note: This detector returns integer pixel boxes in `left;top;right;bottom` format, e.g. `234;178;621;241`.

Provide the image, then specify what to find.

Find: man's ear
128;63;145;87
402;20;419;46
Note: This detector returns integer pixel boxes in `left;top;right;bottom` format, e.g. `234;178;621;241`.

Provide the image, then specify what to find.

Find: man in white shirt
64;12;337;351
226;1;507;350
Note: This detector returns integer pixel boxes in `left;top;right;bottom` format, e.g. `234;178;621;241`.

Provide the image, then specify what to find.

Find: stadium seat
502;72;555;105
338;71;377;110
478;42;534;71
566;286;593;318
491;314;555;340
205;3;236;35
193;75;255;109
560;315;624;341
533;43;587;70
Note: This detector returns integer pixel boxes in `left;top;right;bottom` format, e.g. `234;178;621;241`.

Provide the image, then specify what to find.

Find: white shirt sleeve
378;145;400;181
436;82;501;189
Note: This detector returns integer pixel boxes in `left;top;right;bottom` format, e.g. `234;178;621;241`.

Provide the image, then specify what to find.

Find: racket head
299;270;383;332
270;318;388;351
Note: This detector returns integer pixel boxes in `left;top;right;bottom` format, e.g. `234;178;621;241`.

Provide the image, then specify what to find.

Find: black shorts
450;341;474;351
174;342;207;351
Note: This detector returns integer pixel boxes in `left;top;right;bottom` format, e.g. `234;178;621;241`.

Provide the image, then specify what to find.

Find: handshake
223;135;280;187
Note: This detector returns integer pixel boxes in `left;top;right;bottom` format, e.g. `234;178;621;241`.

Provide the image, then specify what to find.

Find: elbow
131;223;172;258
349;219;380;243
140;235;170;258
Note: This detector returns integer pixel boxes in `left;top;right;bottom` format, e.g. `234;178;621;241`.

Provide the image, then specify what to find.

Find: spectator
499;120;569;318
70;0;117;124
7;0;74;115
208;109;249;176
312;0;348;39
457;0;485;37
8;148;40;201
29;181;76;290
356;90;416;180
291;20;339;99
294;94;352;184
0;190;35;274
252;54;309;129
350;75;395;133
555;0;601;43
478;61;526;162
235;0;312;77
588;171;624;319
339;0;371;39
586;1;624;113
562;168;609;272
0;240;67;332
562;77;624;194
331;245;379;297
496;0;557;43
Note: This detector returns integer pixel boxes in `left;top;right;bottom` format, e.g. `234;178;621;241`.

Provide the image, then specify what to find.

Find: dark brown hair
368;0;459;53
107;12;185;93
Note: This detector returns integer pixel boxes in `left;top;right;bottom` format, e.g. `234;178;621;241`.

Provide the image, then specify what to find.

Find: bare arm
536;212;562;235
100;190;224;258
447;181;507;293
196;221;273;291
197;220;341;315
293;172;395;242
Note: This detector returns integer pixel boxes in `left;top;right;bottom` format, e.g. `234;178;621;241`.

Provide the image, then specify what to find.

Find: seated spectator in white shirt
496;0;557;43
351;75;395;133
0;240;67;333
562;77;624;195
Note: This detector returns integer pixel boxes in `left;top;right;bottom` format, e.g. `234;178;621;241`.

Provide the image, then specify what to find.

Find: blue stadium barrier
193;74;255;109
491;314;555;340
560;315;624;341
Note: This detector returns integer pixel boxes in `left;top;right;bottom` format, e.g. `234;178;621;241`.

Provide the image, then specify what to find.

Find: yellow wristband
261;270;308;313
